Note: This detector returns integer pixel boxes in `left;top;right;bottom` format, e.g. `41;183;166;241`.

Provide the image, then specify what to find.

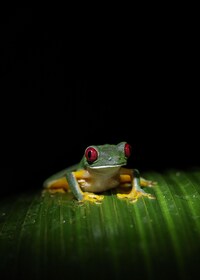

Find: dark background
1;8;199;196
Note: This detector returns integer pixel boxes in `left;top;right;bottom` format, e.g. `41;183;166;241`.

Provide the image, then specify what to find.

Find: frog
43;142;156;203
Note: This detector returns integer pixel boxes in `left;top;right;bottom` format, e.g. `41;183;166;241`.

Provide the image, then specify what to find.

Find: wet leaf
0;169;200;280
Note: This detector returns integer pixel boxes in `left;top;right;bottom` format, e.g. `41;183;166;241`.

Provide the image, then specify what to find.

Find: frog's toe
141;180;157;187
133;190;156;200
117;190;155;203
148;181;157;187
117;193;137;202
148;193;156;199
82;192;104;203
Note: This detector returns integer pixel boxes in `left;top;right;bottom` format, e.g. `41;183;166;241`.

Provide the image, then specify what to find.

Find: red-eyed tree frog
43;142;156;203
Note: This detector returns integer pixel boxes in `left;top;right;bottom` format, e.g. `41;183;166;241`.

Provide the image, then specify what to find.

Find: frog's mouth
87;165;123;176
89;164;123;169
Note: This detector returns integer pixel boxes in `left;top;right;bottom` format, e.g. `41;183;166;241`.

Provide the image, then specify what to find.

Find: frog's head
82;142;132;170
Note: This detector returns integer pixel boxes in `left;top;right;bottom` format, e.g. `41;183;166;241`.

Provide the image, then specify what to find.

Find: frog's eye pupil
85;147;98;163
124;143;132;158
88;151;91;158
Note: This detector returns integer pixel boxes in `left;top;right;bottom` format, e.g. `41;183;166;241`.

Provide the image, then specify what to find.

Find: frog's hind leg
43;165;79;194
43;177;69;193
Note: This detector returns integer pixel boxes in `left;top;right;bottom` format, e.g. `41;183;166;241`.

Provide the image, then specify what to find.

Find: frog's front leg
117;168;156;202
66;170;104;203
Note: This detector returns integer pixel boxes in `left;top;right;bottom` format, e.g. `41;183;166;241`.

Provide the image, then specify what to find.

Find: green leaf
0;169;200;280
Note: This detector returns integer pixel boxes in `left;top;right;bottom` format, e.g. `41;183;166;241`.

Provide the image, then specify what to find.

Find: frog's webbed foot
82;192;104;204
117;189;155;203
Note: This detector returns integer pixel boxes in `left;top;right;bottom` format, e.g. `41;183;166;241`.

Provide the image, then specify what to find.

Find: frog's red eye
85;147;98;163
124;143;132;158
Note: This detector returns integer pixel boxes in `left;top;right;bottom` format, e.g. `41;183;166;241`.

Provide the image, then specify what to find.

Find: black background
1;8;199;196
